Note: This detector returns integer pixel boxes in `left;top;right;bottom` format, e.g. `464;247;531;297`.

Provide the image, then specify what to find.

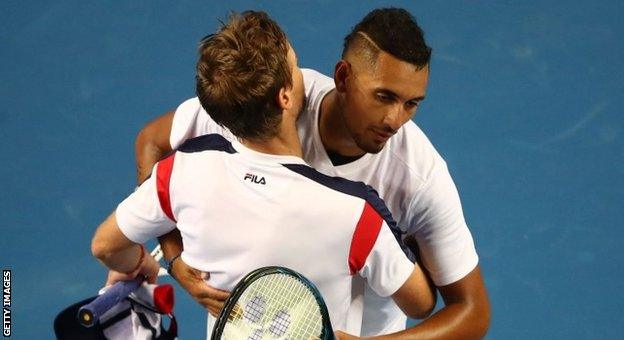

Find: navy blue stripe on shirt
177;134;237;154
282;163;408;253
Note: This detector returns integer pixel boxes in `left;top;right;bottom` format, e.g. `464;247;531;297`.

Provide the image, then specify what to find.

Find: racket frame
212;266;335;340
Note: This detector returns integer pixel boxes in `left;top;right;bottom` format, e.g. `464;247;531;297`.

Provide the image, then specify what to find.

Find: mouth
371;129;394;143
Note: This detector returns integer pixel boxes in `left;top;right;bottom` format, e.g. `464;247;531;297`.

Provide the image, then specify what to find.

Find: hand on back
169;256;230;316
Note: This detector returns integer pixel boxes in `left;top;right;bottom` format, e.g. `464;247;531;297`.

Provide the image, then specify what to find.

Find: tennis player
92;11;435;337
136;7;490;339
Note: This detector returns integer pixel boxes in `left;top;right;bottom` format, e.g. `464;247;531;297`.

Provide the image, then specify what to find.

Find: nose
382;105;404;132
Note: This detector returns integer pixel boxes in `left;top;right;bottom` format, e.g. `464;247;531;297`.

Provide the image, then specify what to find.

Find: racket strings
222;273;323;339
268;310;290;336
244;295;266;324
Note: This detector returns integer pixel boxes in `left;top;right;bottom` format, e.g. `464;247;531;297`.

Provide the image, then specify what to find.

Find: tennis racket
212;266;335;340
77;246;165;327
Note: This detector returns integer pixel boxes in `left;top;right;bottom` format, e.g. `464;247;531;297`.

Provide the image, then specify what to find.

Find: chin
357;140;386;154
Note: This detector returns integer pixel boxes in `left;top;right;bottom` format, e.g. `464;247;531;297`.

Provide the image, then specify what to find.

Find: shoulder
302;68;334;98
283;163;369;197
383;121;447;187
176;97;202;112
170;97;237;148
164;135;236;190
282;163;399;230
296;69;334;144
302;68;333;84
283;164;409;258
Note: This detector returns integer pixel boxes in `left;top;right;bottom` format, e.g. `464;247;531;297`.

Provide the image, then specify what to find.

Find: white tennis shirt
116;134;415;334
168;69;479;336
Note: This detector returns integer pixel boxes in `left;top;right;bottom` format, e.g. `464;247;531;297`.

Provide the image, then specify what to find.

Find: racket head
212;266;334;340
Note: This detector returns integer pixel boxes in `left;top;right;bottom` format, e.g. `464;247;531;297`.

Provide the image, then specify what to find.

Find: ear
276;85;293;110
334;60;350;93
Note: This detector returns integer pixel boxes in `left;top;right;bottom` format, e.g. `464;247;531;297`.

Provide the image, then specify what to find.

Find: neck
319;90;366;157
240;116;303;158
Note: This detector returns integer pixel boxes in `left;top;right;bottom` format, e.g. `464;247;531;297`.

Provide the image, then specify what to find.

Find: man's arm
400;150;490;338
404;238;491;339
135;111;174;184
134;111;182;263
134;110;187;265
336;267;490;340
92;213;160;282
355;216;437;324
407;266;490;339
135;110;230;314
391;265;436;320
387;266;490;339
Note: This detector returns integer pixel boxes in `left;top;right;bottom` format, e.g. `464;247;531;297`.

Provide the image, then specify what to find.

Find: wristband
166;253;182;278
123;244;145;275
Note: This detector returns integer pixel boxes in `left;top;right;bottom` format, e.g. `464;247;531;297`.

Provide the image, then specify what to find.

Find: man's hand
105;270;137;287
170;256;230;317
105;251;160;286
335;331;360;340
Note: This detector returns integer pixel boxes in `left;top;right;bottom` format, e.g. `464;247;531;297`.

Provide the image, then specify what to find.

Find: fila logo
244;173;266;185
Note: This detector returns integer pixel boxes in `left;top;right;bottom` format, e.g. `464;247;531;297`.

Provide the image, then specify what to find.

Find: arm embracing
135;111;174;184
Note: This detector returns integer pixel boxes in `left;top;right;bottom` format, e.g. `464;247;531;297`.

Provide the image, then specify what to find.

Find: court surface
2;1;623;338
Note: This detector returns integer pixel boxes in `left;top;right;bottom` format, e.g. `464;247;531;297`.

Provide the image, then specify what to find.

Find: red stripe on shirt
348;202;383;275
157;153;176;222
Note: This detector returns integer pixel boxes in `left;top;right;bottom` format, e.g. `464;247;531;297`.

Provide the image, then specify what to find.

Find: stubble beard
352;131;386;154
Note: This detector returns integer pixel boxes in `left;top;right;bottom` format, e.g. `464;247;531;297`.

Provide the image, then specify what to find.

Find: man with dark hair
93;10;435;338
343;8;431;75
134;7;490;339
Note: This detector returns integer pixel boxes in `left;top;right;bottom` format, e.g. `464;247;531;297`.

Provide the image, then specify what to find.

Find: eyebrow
376;88;425;102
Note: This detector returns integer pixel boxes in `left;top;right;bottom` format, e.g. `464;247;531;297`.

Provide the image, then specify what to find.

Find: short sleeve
169;97;236;149
406;159;478;286
359;221;414;297
115;165;176;244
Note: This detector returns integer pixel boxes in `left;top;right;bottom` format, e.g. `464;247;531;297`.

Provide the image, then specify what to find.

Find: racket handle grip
77;278;143;327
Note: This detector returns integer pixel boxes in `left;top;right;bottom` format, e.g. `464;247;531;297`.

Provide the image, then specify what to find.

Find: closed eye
376;92;395;103
406;100;420;108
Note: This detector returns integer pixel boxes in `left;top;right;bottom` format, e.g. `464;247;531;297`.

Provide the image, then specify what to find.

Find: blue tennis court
2;1;622;338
